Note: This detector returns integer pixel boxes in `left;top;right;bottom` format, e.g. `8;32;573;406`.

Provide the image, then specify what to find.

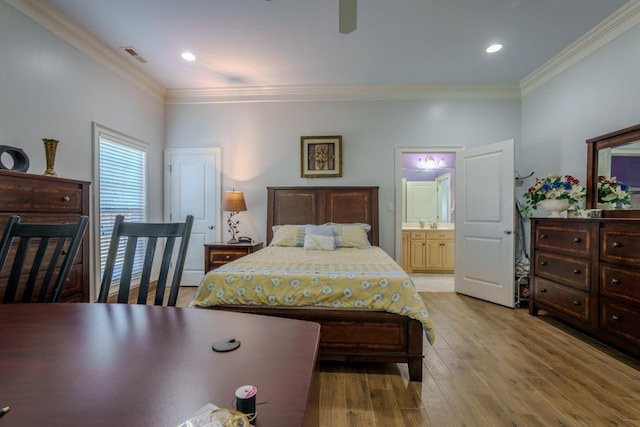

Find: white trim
394;146;464;263
4;0;165;100
165;83;521;104
521;0;640;95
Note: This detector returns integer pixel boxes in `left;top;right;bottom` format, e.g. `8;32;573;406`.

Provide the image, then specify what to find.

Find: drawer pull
62;195;70;202
572;237;581;243
540;288;547;293
612;242;622;248
572;300;580;306
612;315;621;321
572;269;581;274
540;261;547;266
611;278;621;285
225;255;230;260
540;233;547;239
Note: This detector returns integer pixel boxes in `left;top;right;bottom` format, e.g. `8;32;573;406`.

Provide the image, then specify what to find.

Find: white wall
0;2;165;220
521;23;640;199
519;21;640;253
165;98;520;253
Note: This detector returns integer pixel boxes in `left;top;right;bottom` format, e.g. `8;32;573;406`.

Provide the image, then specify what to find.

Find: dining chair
97;214;194;306
0;215;89;303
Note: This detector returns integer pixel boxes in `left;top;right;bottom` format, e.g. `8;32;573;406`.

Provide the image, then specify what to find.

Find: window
94;124;148;286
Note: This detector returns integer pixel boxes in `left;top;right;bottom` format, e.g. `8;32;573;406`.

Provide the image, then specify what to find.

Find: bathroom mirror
586;123;640;217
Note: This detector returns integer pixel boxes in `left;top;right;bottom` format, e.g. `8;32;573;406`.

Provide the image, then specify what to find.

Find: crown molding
164;83;521;104
4;0;165;101
520;0;640;95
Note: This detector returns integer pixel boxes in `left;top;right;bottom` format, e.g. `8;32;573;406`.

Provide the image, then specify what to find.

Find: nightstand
204;241;264;272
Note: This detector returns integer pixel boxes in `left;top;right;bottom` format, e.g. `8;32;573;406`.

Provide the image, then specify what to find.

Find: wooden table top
0;303;320;426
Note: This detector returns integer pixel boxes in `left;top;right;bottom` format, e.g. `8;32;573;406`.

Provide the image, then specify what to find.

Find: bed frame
215;186;424;381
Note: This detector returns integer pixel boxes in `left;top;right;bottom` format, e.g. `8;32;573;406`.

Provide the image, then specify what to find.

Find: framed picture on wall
301;135;342;178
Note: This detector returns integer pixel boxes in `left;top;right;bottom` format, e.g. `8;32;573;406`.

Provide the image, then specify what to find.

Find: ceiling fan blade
339;0;357;34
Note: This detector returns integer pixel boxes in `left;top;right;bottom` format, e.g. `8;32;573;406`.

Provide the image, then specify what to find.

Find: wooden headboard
266;186;379;246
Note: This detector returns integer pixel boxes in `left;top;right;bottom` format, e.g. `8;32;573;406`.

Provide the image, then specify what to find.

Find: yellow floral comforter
190;246;434;343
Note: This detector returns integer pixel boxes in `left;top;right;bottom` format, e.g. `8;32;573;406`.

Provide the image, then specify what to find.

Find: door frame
164;147;222;285
394;146;463;263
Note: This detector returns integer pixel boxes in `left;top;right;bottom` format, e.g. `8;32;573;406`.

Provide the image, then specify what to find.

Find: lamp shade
222;191;247;212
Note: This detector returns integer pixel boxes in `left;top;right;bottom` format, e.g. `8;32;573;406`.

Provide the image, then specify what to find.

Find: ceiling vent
120;46;148;63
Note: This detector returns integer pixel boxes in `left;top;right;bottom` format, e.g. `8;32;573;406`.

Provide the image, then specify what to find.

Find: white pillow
303;233;335;251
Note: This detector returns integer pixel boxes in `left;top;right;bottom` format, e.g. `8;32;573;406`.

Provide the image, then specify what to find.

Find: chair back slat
98;215;194;307
0;215;89;303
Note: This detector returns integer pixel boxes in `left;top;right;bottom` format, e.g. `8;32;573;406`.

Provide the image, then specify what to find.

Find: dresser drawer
600;224;640;266
600;298;640;347
600;264;640;304
0;177;84;213
533;277;590;321
0;263;82;302
210;249;248;265
534;251;590;291
534;223;591;257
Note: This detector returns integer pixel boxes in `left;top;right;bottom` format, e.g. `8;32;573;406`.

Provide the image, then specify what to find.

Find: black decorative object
0;145;30;172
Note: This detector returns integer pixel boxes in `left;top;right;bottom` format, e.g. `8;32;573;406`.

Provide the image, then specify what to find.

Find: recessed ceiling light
181;51;196;61
486;44;503;53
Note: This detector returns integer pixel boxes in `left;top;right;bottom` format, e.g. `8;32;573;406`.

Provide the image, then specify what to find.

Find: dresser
0;170;91;302
204;241;264;273
530;218;640;356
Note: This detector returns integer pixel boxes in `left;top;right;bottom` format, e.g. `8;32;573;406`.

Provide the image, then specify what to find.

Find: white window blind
99;134;147;281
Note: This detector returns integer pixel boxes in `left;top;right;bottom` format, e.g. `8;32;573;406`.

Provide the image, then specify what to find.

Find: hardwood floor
171;287;640;426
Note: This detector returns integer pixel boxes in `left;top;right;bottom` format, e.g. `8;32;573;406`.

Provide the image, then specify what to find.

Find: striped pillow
303;233;335;251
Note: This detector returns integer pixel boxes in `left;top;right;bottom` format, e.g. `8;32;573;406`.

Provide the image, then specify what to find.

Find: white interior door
164;148;221;286
454;140;515;307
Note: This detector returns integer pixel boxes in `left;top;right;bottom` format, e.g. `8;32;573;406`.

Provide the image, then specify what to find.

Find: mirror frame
586;123;640;218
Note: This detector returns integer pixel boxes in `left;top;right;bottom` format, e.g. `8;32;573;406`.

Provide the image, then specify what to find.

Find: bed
190;186;433;381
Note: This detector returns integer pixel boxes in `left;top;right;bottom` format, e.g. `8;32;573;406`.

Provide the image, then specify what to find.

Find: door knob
504;230;512;234
208;225;215;230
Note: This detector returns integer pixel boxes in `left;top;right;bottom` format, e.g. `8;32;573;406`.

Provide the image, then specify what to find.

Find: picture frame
301;135;342;178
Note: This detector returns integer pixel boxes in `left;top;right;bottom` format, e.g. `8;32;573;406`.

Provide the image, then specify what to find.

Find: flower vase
537;199;570;217
42;138;59;176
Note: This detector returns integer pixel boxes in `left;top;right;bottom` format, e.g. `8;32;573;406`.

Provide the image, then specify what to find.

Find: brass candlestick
42;138;59;176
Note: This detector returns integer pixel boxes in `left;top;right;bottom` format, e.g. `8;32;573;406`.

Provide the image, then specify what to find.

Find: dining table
0;303;321;426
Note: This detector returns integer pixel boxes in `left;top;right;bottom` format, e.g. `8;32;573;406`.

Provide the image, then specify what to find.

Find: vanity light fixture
417;158;427;169
486;43;503;53
181;51;196;61
439;158;446;168
425;156;435;168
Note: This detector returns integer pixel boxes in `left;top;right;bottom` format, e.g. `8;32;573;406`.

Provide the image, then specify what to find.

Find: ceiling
44;0;630;90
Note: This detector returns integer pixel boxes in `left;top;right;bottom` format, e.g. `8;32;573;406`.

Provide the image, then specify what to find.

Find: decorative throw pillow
305;224;333;237
303;233;335;251
331;224;371;248
270;225;306;247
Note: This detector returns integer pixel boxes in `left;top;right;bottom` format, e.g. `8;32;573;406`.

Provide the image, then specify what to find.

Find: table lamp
222;190;247;244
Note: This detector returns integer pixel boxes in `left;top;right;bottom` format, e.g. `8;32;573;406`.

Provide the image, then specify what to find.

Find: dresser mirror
586;123;640;217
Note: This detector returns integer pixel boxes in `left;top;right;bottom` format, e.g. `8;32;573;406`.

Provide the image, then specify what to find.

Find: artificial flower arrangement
597;175;631;208
522;174;585;216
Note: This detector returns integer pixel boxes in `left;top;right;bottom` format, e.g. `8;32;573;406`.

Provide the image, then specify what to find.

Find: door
454;140;515;307
436;173;451;222
164;148;221;285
